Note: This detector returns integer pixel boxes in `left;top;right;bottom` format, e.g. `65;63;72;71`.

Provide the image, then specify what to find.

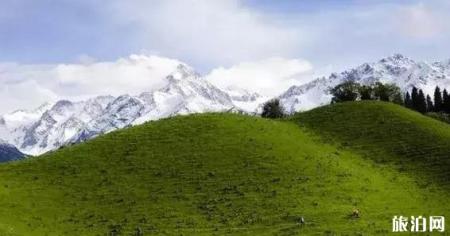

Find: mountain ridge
2;54;450;155
0;64;263;155
280;54;450;113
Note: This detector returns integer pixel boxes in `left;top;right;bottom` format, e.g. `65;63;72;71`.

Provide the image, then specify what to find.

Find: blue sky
2;0;449;70
1;0;450;113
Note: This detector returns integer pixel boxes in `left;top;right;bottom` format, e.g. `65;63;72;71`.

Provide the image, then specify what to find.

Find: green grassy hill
0;102;448;235
294;101;450;188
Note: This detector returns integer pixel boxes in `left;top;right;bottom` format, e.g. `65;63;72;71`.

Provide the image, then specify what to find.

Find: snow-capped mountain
280;54;450;113
0;139;24;162
0;64;261;156
3;54;449;156
222;86;267;113
14;96;114;155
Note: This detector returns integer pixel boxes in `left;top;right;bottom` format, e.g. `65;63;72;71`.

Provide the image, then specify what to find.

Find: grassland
0;101;448;235
294;101;450;188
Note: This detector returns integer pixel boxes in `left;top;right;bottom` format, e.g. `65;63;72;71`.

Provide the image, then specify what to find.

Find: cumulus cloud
0;54;317;114
105;0;301;68
0;79;57;114
205;58;314;97
0;55;183;113
52;55;182;96
2;0;450;114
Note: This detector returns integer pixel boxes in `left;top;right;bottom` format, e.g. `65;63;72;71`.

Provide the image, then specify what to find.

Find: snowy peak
89;94;145;133
168;64;200;80
224;86;261;102
379;53;415;65
280;54;450;113
0;63;262;156
1;102;52;128
159;64;234;107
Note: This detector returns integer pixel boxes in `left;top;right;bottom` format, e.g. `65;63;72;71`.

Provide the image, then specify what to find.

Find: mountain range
1;54;450;157
280;54;450;113
0;64;266;156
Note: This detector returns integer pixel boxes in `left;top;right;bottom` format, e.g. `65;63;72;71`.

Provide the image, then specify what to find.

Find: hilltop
294;101;450;188
0;102;448;235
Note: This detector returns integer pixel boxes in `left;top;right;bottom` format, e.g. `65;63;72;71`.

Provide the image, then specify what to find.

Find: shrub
261;99;285;119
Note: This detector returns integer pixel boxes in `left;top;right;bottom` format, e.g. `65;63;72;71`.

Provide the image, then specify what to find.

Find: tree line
404;86;450;114
261;81;406;119
328;81;450;115
261;81;450;119
330;81;403;104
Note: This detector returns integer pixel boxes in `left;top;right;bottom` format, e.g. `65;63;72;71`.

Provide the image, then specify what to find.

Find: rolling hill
293;101;450;188
0;102;448;235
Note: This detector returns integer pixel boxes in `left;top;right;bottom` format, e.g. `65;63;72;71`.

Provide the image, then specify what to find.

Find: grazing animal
351;208;360;218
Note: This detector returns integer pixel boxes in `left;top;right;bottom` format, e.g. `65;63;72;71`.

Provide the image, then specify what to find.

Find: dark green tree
433;86;443;112
443;89;450;113
359;85;373;100
404;91;413;109
261;99;285;119
391;89;404;105
330;81;360;103
373;82;390;101
411;87;419;111
373;82;402;103
417;89;427;113
426;95;434;113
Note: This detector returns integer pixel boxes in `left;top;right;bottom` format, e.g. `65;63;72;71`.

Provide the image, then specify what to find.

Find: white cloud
2;0;450;114
106;0;301;68
0;54;317;114
0;80;57;114
205;57;314;97
0;55;183;113
396;3;448;39
53;55;181;96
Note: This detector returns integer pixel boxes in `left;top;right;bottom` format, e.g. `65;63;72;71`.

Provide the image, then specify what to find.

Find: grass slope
294;101;450;188
0;103;448;235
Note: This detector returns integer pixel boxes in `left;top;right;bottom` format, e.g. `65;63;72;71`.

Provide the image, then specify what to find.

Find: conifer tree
417;89;427;113
411;87;419;111
404;91;413;109
426;95;434;113
434;86;443;112
443;89;450;113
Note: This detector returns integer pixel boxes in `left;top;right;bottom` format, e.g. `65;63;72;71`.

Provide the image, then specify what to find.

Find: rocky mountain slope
280;54;450;113
0;64;264;156
0;139;24;162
